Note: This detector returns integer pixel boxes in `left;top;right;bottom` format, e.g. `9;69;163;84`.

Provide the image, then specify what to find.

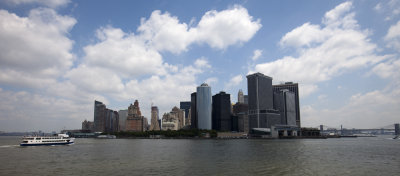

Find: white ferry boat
20;134;74;146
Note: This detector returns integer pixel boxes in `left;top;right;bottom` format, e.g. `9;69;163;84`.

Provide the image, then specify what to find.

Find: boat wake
0;145;19;148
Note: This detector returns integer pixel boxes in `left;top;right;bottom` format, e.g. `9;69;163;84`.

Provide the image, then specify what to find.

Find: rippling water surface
0;136;399;175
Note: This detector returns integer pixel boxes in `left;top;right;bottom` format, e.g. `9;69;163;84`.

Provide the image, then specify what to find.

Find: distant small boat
97;135;116;139
20;134;74;146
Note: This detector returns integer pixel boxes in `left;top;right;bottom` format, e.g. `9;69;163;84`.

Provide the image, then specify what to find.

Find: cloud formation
0;8;76;88
384;20;400;50
138;5;262;53
253;2;384;97
251;49;262;61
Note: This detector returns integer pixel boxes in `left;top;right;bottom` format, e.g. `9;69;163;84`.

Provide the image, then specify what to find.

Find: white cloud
225;74;243;90
373;0;400;21
138;10;194;54
137;5;261;53
251;49;263;61
384;20;400;50
194;57;211;68
5;0;71;8
252;2;384;97
0;8;76;87
192;5;262;49
83;26;166;78
372;58;400;79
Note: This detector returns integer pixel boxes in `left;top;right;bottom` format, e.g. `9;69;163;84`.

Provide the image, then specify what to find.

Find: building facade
273;82;301;127
149;106;161;131
190;92;197;129
274;89;297;126
93;100;119;133
180;101;191;125
247;73;281;131
162;112;178;131
82;120;94;132
118;110;128;131
238;89;244;103
125;100;145;132
171;106;185;129
196;83;212;130
212;91;232;131
233;102;249;133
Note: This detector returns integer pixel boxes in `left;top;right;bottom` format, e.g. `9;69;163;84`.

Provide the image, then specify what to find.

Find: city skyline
1;0;400;132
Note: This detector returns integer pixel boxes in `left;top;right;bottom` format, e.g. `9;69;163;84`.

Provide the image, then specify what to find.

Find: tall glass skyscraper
196;83;212;130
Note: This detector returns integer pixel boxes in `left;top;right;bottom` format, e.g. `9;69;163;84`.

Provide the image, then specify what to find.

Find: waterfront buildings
93;100;119;133
125;100;146;132
273;82;301;127
196;83;212;130
247;73;281;130
172;106;185;129
149;106;161;131
160;106;185;131
212;91;232;131
233;102;249;133
118;109;128;131
273;89;297;126
180;101;191;125
82;120;94;132
190;92;197;129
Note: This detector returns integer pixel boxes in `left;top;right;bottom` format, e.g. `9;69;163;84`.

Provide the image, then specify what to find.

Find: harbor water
0;136;399;175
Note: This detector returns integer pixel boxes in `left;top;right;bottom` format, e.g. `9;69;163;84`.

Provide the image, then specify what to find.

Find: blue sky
1;0;399;132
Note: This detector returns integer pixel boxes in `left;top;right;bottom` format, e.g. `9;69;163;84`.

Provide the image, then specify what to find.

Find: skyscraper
212;91;232;131
118;109;128;131
273;82;301;127
238;89;244;103
94;100;106;132
125;100;145;132
273;89;297;126
246;73;281;131
94;100;119;133
196;83;212;130
180;101;191;125
149;106;160;131
190;92;197;129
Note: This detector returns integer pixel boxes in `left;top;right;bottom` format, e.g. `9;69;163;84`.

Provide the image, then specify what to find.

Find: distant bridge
316;123;400;135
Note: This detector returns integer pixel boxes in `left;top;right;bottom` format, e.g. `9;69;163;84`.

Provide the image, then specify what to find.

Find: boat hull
20;142;74;146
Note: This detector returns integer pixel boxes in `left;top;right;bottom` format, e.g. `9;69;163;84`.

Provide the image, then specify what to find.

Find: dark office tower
180;101;191;122
94;100;119;133
244;95;248;105
273;89;296;126
247;73;281;131
212;91;232;131
94;100;106;132
190;92;197;129
273;82;301;127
